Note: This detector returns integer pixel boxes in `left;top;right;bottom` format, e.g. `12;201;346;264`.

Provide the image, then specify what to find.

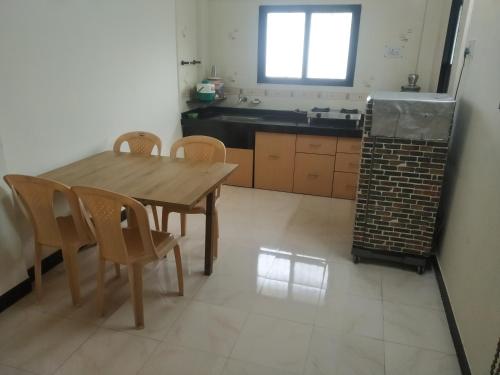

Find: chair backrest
113;131;162;156
3;175;92;248
72;186;156;264
170;135;226;163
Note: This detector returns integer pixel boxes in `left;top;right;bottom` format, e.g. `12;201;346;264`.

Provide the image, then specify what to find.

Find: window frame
257;4;361;87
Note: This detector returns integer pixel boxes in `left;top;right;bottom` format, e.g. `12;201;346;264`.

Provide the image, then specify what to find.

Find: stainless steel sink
215;115;262;122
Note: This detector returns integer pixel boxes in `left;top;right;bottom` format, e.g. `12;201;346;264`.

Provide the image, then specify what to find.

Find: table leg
204;191;216;275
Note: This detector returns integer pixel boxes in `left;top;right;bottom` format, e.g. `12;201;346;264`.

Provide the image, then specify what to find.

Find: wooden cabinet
293;153;335;197
296;135;337;155
332;172;359;200
335;153;360;173
333;138;361;199
250;132;362;200
254;132;296;192
224;148;253;188
337;138;361;154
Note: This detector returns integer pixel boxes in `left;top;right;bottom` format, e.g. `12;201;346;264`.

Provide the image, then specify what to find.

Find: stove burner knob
346;114;351;120
316;113;322;119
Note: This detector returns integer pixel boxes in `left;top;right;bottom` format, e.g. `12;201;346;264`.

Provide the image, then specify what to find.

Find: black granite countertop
181;106;363;149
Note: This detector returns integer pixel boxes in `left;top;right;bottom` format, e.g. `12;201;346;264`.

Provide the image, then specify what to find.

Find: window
257;5;361;86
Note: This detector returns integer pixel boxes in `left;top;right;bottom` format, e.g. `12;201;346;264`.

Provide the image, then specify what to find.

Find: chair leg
173;245;184;296
161;209;170;232
151;205;160;231
96;258;106;316
114;263;121;278
127;263;144;329
180;213;187;237
61;244;81;306
34;243;43;301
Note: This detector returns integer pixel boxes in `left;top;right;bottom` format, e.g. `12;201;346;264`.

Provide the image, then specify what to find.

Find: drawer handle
309;143;322;148
307;173;320;179
268;154;280;160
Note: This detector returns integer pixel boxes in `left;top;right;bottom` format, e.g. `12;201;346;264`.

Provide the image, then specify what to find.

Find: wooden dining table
41;151;237;275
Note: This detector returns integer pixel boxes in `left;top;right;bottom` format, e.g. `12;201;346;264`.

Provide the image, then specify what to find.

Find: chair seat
122;228;177;262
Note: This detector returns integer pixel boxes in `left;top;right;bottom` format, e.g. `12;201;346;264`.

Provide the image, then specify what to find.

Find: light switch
384;45;403;59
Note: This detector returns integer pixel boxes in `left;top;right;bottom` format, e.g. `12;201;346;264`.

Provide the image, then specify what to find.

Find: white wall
196;0;451;111
0;0;181;294
437;0;500;373
176;0;206;111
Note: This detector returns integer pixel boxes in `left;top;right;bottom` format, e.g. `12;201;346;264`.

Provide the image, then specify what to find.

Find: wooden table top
41;151;237;211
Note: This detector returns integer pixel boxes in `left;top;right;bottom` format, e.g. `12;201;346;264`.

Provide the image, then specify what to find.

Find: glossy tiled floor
0;186;461;375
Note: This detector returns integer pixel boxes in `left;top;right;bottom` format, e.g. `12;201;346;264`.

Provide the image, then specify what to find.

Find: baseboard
27;249;63;281
0;278;32;313
432;257;471;375
0;249;64;314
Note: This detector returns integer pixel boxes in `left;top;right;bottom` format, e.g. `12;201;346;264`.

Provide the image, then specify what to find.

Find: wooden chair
113;131;162;231
3;175;95;306
162;135;226;257
72;186;183;329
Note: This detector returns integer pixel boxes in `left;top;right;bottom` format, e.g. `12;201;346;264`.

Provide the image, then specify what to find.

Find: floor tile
150;256;208;299
385;341;461;375
0;365;35;375
0;311;96;375
102;281;188;340
382;267;444;310
194;273;263;312
315;293;384;340
222;359;296;375
322;261;382;301
166;301;247;356
214;240;276;278
304;328;385;375
55;328;159;375
0;304;37;346
231;314;312;374
17;259;131;325
3;186;455;375
253;279;320;324
139;343;226;375
384;302;455;354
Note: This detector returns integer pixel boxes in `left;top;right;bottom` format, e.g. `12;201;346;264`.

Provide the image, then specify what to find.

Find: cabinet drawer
337;138;361;154
254;132;296;192
296;135;337;155
224;148;253;188
332;172;358;200
293;153;335;197
335;153;361;173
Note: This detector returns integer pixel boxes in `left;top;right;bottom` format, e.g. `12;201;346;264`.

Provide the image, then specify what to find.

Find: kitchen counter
181;107;363;149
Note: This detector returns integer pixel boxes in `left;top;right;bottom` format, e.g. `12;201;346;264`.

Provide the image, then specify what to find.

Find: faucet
238;89;248;104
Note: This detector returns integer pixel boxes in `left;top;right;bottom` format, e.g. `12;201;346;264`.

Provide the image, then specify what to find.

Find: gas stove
307;107;362;121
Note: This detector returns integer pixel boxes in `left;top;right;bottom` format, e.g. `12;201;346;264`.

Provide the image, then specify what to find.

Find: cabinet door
332;172;358;200
337;138;361;154
296;135;337;155
224;148;253;188
254;132;296;192
293;153;335;197
335;153;361;173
